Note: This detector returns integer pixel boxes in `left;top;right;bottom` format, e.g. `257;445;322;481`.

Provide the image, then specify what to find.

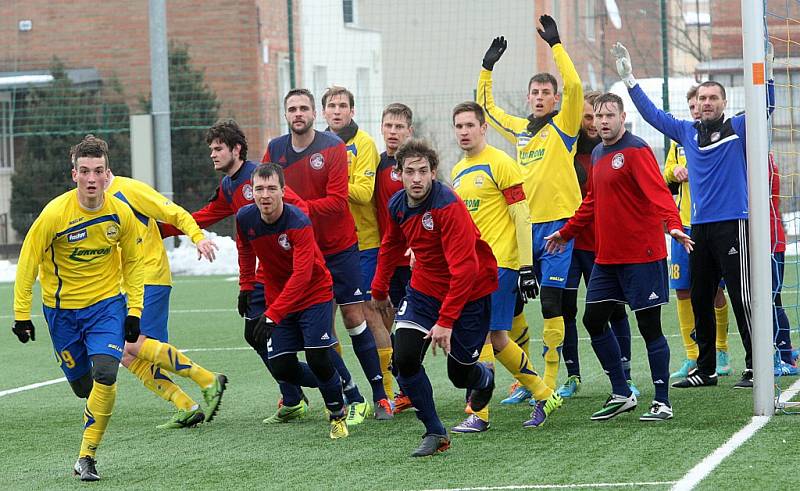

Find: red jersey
573;152;596;252
371;181;498;328
560;131;682;265
770;154;786;253
235;203;333;323
263;131;358;256
374;152;409;266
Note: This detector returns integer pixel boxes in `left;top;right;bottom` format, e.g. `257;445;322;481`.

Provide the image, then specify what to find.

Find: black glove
536;14;561;47
518;266;540;302
12;320;35;343
124;316;140;343
482;36;507;71
253;315;276;348
238;290;250;318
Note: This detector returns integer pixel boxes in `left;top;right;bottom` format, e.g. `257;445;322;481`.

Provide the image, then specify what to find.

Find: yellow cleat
329;414;349;439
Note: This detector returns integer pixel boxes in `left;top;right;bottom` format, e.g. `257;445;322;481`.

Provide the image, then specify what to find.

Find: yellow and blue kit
663;140;691;228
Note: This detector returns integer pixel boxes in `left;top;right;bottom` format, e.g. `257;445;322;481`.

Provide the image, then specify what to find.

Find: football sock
496;340;552;401
562;308;580;377
473;343;494;421
645;335;671;405
127;357;194;410
610;316;632;380
398;366;445;436
347;321;387;402
542;317;565;389
317;372;345;415
510;313;530;356
378;347;395;399
79;381;116;458
590;329;630;397
138;338;215;388
330;348;364;404
677;297;699;360
715;304;729;352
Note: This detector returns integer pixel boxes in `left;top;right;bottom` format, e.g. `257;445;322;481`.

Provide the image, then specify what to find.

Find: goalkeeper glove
536;14;561;47
518;266;540;302
12;320;35;343
482;36;507;71
611;42;637;88
124;316;141;343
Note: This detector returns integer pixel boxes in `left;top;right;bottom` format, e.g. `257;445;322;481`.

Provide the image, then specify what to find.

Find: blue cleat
556;375;581;398
670;359;697;379
523;392;562;428
627;380;640;398
501;382;532;405
716;351;733;376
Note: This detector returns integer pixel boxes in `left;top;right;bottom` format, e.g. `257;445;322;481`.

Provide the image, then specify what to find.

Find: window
0;92;12;170
343;0;356;24
313;65;328;110
585;0;596;41
277;55;291;126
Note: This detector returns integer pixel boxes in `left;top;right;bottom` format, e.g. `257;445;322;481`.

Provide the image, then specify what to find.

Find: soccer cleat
793;349;799;364
556;375;581;398
278;391;310;409
263;400;308;424
451;414;490;433
374;398;394;420
590;393;637;421
410;433;450;457
345;401;373;426
716;350;733;376
156;407;205;429
201;373;228;423
73;456;100;482
776;361;799;377
640;400;673;421
501;382;532;404
393;393;414;414
627;380;640;398
670;359;697;379
523;392;563;428
733;369;753;389
329;413;349;439
672;369;718;388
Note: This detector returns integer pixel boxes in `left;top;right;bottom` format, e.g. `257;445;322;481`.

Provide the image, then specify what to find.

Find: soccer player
545;93;692;421
371;138;498;457
13;135;144;481
236;163;349;439
558;90;637;399
322;86;393;419
263;89;389;423
105;168;227;429
449;102;562;433
663;86;732;379
478;15;583;389
613;42;775;389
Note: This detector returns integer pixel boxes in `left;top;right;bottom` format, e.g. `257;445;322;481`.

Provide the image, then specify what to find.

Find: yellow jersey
14;190;144;319
346;128;381;250
477;43;583;223
663;141;691;227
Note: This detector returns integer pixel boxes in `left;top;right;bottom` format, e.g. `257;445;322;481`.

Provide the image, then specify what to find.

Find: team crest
390;168;401;181
310;153;325;170
422;211;434;231
710;131;721;143
611;153;625;169
474;175;485;187
278;233;291;250
105;224;119;240
539;129;549;139
242;184;254;201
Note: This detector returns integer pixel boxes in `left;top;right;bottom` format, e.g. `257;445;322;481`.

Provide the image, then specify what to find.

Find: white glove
766;41;774;80
611;42;637;88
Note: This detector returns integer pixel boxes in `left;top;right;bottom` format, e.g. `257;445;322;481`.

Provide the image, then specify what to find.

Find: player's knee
90;354;120;386
305;348;336;382
609;302;627;322
243;318;266;351
341;304;365;328
446;357;471;388
539;287;563;319
269;353;300;382
561;289;578;320
69;374;94;398
635;307;664;343
582;307;608;338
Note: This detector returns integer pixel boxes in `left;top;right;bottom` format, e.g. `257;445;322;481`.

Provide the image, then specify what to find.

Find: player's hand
238;290;250;318
766;41;775;80
196;238;218;262
425;324;451;356
124;316;141;343
673;165;689;182
544;231;567;254
405;248;416;269
372;298;393;318
518;265;540;302
670;229;694;253
611;42;637;88
253;315;276;347
482;36;507;71
12;320;35;343
536;15;561;47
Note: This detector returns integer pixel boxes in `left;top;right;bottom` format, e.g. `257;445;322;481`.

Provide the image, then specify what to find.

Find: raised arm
477;36;530;146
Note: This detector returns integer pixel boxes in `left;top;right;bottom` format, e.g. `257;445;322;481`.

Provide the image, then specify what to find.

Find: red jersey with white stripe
374;152;409;266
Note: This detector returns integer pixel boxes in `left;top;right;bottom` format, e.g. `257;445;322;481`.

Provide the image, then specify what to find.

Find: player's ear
71;167;78;183
409;126;414;136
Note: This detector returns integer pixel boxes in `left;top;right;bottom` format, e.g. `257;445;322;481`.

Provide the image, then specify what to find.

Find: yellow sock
495;341;552;401
676;298;699;360
542;317;564;389
138;338;215;388
510;313;530;357
471;343;494;422
333;342;343;356
715;304;729;351
128;357;195;410
377;347;395;399
79;381;116;458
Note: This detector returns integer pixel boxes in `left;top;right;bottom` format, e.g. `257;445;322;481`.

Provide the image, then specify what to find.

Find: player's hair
593;92;625;113
697;80;727;100
206;119;248;161
452;101;486;125
528;73;559;94
395;138;439;172
284;88;315;109
382;103;413;125
686;85;699;101
584;90;602;106
321;85;354;108
252;162;285;189
71;134;110;169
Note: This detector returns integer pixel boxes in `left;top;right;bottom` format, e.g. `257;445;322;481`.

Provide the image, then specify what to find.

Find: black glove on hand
482;36;508;71
253;315;276;348
518;266;540;302
12;320;35;343
238;290;250;318
124;316;141;343
537;14;561;47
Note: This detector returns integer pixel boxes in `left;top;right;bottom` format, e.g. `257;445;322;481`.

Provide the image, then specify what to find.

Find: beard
291;119;313;135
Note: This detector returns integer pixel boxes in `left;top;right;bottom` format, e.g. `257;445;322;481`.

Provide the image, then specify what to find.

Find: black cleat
410;433;450;457
73;456;100;481
671;368;718;388
733;369;753;389
467;364;495;413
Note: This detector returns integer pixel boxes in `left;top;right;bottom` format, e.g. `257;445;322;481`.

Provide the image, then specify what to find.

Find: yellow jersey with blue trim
477;43;583;223
663;140;691;227
14;189;144;319
451;145;524;270
346;128;381;250
107;175;205;287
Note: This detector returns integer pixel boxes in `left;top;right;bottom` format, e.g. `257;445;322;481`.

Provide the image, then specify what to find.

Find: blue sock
317;372;345;415
563;315;581;377
646;336;671;405
468;362;494;390
297;361;319;388
330;348;363;404
610;317;632;380
258;348;304;407
775;307;793;364
590;328;631;397
397;366;446;436
349;324;388;402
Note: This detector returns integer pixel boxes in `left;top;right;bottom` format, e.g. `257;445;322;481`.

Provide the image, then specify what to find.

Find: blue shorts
140;285;171;342
395;286;491;365
43;294;126;382
359;247;379;300
389;266;412;308
533;219;573;289
245;283;267;320
671;228;725;290
324;244;365;305
267;300;337;359
490;268;519;331
566;249;595;289
586;260;669;311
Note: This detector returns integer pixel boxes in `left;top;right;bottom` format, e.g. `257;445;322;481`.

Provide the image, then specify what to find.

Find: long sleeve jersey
371;180;498;328
663;140;692;227
263;131;358;256
236;203;333;324
560;131;682;265
573;151;597;251
345;128;381;250
14;190;144;319
478;43;583;223
374;152;409;267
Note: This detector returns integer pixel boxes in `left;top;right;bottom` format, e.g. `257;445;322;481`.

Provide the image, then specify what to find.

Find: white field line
415;482;676;491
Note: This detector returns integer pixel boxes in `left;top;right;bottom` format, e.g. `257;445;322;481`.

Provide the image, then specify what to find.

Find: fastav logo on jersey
278;233;291;250
242;184;254;201
422;211;434;231
310;153;325;170
611;153;625;170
